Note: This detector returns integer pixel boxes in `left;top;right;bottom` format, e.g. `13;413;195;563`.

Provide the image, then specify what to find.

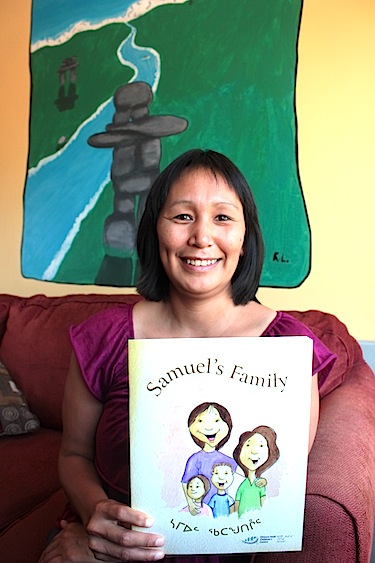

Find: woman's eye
174;213;192;221
216;214;231;221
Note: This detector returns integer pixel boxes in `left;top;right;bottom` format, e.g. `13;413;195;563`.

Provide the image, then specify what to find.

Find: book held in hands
129;336;312;555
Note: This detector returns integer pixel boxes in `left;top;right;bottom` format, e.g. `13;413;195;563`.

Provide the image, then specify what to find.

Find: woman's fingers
87;527;165;561
87;501;164;543
86;501;165;561
89;532;165;561
89;500;154;529
38;522;97;562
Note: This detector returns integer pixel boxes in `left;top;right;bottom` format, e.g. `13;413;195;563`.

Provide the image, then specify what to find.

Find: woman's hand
86;499;165;561
38;503;165;563
38;521;112;563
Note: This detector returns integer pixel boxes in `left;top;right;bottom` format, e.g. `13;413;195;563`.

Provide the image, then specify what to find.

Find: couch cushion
287;309;363;398
0;428;62;531
0;294;141;429
0;361;40;436
0;302;10;343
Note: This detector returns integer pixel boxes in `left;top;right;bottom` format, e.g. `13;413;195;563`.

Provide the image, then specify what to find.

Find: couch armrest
306;359;375;562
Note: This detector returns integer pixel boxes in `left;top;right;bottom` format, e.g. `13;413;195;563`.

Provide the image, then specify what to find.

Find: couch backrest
287;309;364;397
0;294;141;429
0;295;364;430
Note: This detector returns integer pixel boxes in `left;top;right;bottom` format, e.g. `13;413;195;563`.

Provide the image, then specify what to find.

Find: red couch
0;293;374;563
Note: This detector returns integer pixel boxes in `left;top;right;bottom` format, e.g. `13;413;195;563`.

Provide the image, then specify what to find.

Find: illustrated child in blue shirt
208;462;235;517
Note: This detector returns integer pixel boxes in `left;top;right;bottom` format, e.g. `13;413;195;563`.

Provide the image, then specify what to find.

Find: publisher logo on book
242;536;259;545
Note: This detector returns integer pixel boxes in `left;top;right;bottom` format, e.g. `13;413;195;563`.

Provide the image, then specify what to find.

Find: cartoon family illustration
180;402;280;518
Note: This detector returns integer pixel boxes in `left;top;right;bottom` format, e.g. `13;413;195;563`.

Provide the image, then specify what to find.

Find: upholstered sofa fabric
0;294;140;429
0;293;374;563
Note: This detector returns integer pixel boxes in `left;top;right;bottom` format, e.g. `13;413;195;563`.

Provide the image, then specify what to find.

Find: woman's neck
159;292;244;338
133;291;276;339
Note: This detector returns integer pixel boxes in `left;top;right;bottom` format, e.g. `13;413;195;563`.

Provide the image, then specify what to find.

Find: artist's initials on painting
273;252;289;264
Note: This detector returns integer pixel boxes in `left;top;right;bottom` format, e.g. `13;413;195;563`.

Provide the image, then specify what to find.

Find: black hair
136;148;264;304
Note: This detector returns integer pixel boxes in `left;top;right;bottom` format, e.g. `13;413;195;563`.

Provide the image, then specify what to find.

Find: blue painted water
22;17;160;280
31;0;136;45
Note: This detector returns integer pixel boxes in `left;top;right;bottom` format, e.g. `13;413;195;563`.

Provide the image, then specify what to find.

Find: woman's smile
180;257;221;271
182;258;219;267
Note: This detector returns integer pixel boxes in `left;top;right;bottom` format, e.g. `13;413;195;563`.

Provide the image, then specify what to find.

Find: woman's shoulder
263;310;337;383
71;303;135;338
69;303;135;369
69;304;135;400
235;301;276;336
262;310;324;338
132;299;166;338
262;311;309;336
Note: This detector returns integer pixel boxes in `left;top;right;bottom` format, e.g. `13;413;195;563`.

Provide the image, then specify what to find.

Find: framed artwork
22;0;309;288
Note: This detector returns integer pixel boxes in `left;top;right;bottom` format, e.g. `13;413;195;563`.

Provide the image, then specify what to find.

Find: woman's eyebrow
168;199;241;209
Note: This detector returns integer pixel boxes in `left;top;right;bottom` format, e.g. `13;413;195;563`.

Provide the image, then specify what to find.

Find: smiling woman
156;168;246;302
38;149;337;563
137;149;264;307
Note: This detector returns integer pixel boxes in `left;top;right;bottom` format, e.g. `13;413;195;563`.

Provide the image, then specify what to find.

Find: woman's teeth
186;259;217;266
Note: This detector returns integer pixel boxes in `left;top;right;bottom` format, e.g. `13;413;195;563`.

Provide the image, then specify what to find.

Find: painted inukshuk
88;81;188;285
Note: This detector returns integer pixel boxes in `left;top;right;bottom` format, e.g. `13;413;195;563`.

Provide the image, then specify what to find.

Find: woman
233;426;280;516
182;402;236;514
39;149;336;562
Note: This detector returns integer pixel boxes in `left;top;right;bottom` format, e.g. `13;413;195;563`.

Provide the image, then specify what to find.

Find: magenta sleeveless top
60;302;336;563
68;303;336;502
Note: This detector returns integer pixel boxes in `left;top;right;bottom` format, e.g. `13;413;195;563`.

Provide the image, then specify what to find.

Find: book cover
129;336;312;555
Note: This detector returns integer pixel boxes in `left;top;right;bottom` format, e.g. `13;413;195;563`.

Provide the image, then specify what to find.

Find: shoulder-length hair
136;148;264;305
187;402;233;451
233;425;280;478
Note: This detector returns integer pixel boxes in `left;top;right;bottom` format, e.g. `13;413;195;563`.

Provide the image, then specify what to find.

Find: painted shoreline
31;0;188;53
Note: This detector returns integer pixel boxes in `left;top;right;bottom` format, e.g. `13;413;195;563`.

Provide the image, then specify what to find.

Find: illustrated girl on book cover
180;475;213;517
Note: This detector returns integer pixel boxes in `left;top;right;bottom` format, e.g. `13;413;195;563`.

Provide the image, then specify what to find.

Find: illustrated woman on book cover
181;402;237;515
233;426;280;516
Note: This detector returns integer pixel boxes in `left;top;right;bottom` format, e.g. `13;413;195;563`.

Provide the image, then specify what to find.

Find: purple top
68;303;336;503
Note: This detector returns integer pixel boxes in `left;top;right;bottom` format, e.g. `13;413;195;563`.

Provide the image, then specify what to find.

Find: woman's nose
188;218;213;247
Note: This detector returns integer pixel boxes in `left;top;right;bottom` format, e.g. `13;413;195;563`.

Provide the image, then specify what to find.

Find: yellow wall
0;0;374;340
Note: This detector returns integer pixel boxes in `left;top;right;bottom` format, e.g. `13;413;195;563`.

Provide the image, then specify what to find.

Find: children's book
129;336;312;555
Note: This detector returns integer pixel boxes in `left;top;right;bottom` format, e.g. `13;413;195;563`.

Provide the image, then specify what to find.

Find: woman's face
189;405;229;449
187;477;206;500
239;433;269;472
156;168;245;301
